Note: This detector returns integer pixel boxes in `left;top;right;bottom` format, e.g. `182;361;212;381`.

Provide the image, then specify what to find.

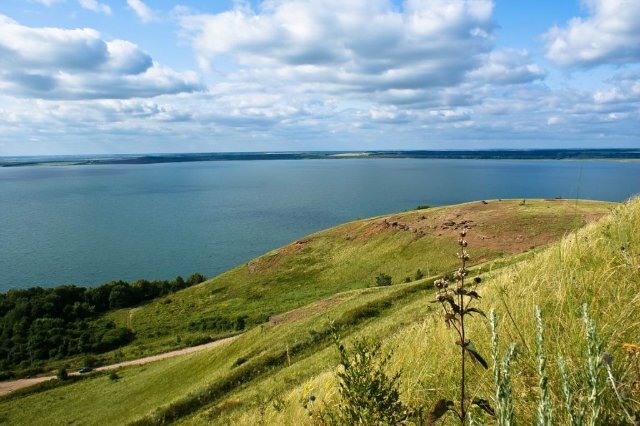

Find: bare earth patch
350;199;612;254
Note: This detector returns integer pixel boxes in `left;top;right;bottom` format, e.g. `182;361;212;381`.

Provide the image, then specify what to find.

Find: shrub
415;268;425;280
82;355;98;367
312;329;413;425
57;367;68;381
187;273;207;286
375;272;392;287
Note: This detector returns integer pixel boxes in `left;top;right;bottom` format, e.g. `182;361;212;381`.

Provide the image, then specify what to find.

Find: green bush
56;368;68;381
375;272;392;287
312;331;413;425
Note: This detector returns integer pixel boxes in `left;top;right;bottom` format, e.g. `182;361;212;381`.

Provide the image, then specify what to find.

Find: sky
0;0;638;155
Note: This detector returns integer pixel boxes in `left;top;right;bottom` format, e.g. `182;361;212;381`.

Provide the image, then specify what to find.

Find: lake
1;158;639;291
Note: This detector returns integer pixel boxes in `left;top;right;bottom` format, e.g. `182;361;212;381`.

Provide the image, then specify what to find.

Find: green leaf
445;298;461;314
467;291;481;299
464;341;489;369
472;398;495;417
464;307;486;317
426;399;455;425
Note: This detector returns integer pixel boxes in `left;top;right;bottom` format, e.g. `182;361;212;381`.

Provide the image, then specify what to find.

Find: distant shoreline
2;149;640;167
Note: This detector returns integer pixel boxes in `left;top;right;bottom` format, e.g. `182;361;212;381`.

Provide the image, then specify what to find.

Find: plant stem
604;359;638;426
460;256;466;424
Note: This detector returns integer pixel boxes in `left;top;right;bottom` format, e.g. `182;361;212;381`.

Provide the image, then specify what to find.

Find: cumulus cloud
0;15;201;99
181;0;496;95
545;0;640;67
467;49;546;85
127;0;158;23
3;1;637;153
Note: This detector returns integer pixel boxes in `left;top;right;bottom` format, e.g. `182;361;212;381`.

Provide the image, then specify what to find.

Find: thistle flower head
457;251;470;261
434;278;449;289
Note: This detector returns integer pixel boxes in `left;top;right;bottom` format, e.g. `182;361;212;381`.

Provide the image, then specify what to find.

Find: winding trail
0;335;239;397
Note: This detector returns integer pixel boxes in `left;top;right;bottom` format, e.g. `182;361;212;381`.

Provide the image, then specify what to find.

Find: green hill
1;198;630;425
103;198;612;361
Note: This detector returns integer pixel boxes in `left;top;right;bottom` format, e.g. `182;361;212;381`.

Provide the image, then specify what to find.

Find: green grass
0;198;618;425
99;199;612;363
198;197;640;425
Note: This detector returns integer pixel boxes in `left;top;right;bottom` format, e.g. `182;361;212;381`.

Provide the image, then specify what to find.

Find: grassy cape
2;197;638;425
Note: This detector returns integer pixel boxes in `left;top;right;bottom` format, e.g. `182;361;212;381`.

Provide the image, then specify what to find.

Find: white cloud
0;15;201;99
180;0;495;96
544;0;640;67
467;49;546;85
3;1;639;153
77;0;112;15
127;0;158;23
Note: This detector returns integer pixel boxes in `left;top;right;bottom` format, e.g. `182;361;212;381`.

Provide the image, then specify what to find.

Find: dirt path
0;335;239;397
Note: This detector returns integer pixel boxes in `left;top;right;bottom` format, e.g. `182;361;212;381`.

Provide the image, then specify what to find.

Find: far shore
2;149;640;168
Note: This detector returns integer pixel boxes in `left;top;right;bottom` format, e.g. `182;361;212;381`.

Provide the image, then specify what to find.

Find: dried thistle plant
428;228;491;425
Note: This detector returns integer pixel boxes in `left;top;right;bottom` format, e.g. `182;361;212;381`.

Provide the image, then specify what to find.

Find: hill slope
188;197;640;425
104;199;612;360
0;198;619;425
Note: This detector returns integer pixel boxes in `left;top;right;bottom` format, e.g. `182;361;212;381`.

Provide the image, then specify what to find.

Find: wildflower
457;251;470;261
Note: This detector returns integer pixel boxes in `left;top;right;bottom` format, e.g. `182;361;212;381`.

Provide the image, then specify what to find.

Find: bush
311;331;413;425
375;272;392;287
187;273;207;286
82;355;98;368
57;368;68;381
414;268;424;280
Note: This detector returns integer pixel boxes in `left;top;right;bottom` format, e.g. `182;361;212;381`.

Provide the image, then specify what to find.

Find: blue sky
0;0;638;154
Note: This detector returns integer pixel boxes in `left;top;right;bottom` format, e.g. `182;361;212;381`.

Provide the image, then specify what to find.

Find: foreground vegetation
0;198;628;425
208;197;639;425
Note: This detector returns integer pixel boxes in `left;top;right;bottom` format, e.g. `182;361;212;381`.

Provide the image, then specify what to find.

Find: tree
187;273;207;286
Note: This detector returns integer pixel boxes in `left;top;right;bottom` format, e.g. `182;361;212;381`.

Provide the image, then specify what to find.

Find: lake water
1;159;639;291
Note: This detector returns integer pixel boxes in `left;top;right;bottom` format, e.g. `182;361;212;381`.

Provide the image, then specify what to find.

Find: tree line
0;273;207;373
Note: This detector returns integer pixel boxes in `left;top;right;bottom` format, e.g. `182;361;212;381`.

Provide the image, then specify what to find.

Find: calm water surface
1;159;639;290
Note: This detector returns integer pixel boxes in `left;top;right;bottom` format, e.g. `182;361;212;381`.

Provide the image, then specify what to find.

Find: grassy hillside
102;199;611;361
0;198;620;425
189;197;640;425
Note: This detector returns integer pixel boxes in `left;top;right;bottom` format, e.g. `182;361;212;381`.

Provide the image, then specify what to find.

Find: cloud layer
0;14;200;99
0;0;638;154
545;0;640;67
182;0;496;96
